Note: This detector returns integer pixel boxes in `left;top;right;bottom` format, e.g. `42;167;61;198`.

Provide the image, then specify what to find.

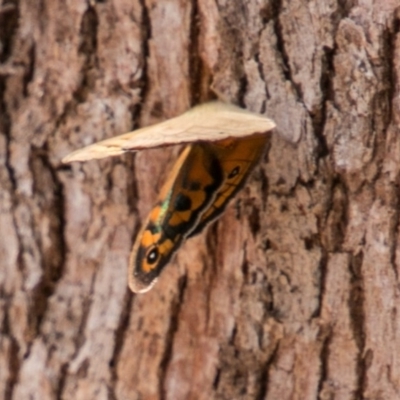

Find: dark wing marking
188;134;268;237
129;143;223;292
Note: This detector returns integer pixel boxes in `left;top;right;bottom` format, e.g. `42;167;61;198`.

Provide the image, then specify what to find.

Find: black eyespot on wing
228;166;240;179
146;247;159;264
174;193;192;211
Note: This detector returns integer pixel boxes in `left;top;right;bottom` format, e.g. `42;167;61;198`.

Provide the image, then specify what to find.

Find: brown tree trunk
1;0;400;399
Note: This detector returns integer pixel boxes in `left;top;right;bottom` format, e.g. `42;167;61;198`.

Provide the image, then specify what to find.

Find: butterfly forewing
129;144;224;293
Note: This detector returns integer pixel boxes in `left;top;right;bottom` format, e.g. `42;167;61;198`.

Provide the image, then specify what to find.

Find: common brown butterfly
63;102;275;293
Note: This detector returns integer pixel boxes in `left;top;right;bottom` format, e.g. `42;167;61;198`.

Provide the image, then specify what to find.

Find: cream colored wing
62;101;276;164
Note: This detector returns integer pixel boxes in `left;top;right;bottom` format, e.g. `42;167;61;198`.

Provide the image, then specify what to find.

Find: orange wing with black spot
128;134;269;293
128;143;224;293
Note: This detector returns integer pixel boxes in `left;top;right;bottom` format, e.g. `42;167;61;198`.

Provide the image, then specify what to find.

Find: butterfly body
62;102;275;293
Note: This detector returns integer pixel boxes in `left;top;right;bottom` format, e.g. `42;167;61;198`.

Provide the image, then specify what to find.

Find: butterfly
62;102;275;293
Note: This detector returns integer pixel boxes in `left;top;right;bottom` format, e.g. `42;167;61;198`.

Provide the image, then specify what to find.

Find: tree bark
1;0;400;399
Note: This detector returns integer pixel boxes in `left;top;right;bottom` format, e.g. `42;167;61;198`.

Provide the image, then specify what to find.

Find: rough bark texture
1;0;400;399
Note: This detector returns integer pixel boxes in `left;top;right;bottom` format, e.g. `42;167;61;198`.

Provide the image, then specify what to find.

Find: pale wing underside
62;102;276;164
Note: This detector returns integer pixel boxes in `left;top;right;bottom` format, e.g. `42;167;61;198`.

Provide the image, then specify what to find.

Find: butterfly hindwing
188;134;268;237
